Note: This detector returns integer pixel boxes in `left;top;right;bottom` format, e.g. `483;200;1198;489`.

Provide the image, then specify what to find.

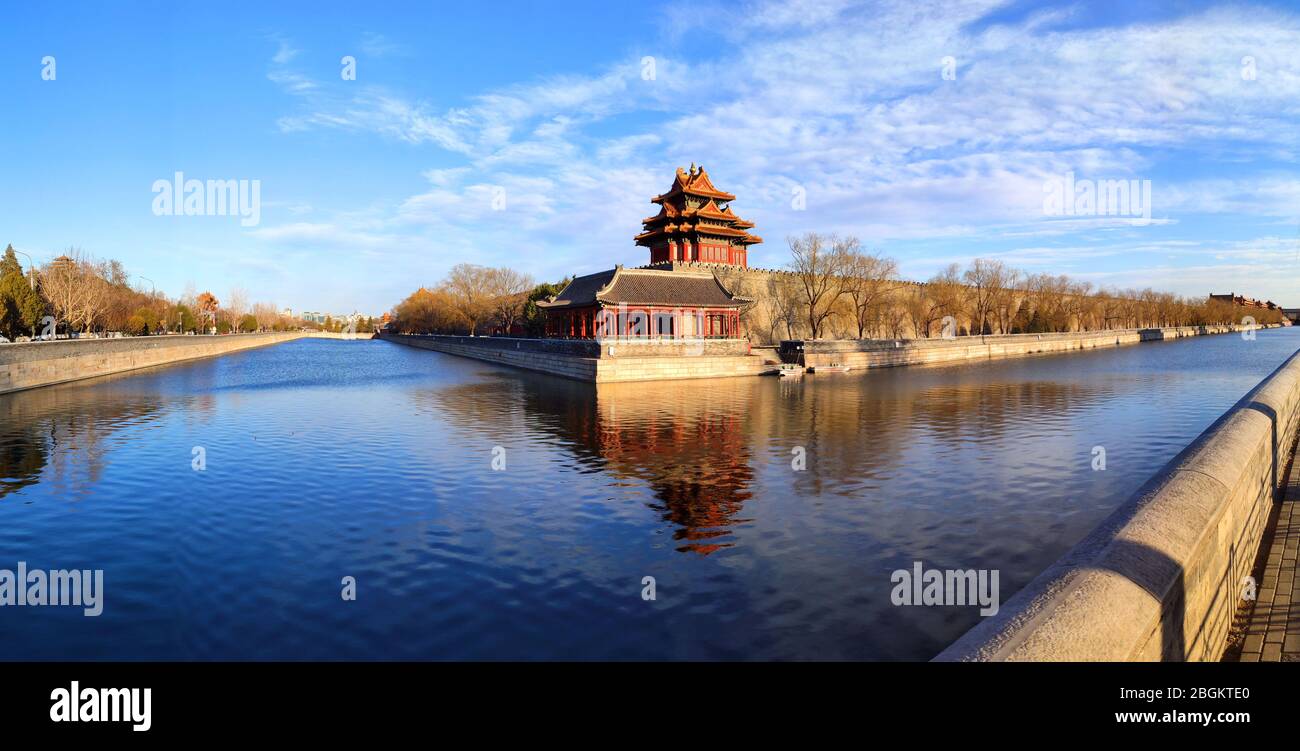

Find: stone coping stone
935;346;1300;661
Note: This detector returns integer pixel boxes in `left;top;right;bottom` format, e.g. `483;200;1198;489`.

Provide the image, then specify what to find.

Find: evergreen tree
0;245;45;339
172;303;198;333
522;278;570;337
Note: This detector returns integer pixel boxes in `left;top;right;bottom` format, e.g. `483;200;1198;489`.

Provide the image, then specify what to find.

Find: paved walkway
1235;448;1300;661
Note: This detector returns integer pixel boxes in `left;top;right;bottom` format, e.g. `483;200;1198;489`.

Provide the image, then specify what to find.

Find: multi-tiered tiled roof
635;165;762;266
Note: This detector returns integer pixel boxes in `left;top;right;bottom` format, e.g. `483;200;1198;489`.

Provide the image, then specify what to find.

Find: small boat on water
808;363;851;373
770;363;805;377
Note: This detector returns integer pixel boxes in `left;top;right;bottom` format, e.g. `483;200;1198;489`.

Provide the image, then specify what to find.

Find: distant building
1209;292;1279;311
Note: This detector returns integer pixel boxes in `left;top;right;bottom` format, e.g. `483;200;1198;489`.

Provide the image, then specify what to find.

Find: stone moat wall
384;326;1280;383
0;333;304;395
380;334;762;383
786;324;1271;369
937;343;1300;661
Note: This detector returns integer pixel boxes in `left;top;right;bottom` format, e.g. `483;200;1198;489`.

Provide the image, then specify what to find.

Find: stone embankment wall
936;345;1300;661
787;324;1270;369
387;334;600;380
0;333;303;395
380;334;765;383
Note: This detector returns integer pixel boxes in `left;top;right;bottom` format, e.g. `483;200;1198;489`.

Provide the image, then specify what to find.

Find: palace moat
1;330;1298;659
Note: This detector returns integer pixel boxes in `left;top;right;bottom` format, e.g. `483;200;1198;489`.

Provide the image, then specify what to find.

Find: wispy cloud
358;31;405;58
269;34;299;65
256;0;1300;300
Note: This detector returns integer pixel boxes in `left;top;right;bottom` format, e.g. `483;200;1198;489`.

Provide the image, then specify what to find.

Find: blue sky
2;0;1298;315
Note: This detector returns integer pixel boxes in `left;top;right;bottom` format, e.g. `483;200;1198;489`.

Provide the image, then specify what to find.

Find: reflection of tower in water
425;374;761;555
593;382;755;555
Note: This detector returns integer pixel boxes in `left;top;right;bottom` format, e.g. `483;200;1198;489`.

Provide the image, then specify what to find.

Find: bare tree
392;285;465;334
39;251;81;334
841;243;900;339
883;295;909;339
485;267;535;334
1094;288;1124;330
1065;281;1095;331
962;258;1014;336
445;263;495;335
1023;273;1069;331
253;302;279;331
79;258;113;333
225;286;249;330
40;249;114;333
928;263;967;335
903;284;942;338
788;233;850;339
991;267;1023;334
764;275;803;342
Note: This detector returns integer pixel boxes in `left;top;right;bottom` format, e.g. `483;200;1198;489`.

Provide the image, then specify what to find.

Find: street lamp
136;276;158;335
12;249;36;290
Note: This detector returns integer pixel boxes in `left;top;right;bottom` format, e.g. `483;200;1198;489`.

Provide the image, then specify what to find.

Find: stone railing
936;345;1300;661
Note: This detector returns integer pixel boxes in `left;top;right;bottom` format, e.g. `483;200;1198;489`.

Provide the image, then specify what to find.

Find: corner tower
635;165;762;267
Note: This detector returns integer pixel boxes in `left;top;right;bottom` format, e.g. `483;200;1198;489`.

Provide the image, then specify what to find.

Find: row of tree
388;234;1286;343
770;233;1285;340
0;245;320;340
391;263;552;336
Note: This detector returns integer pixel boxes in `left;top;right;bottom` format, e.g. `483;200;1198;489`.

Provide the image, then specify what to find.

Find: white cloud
270;36;299;65
359;32;405;58
258;0;1300;302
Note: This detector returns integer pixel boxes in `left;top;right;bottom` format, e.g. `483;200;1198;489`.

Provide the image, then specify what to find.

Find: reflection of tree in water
0;386;167;501
409;367;1117;553
903;380;1111;442
0;421;48;498
414;372;758;555
765;374;1112;494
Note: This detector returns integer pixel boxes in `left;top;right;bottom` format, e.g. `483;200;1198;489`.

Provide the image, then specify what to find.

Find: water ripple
0;332;1296;659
